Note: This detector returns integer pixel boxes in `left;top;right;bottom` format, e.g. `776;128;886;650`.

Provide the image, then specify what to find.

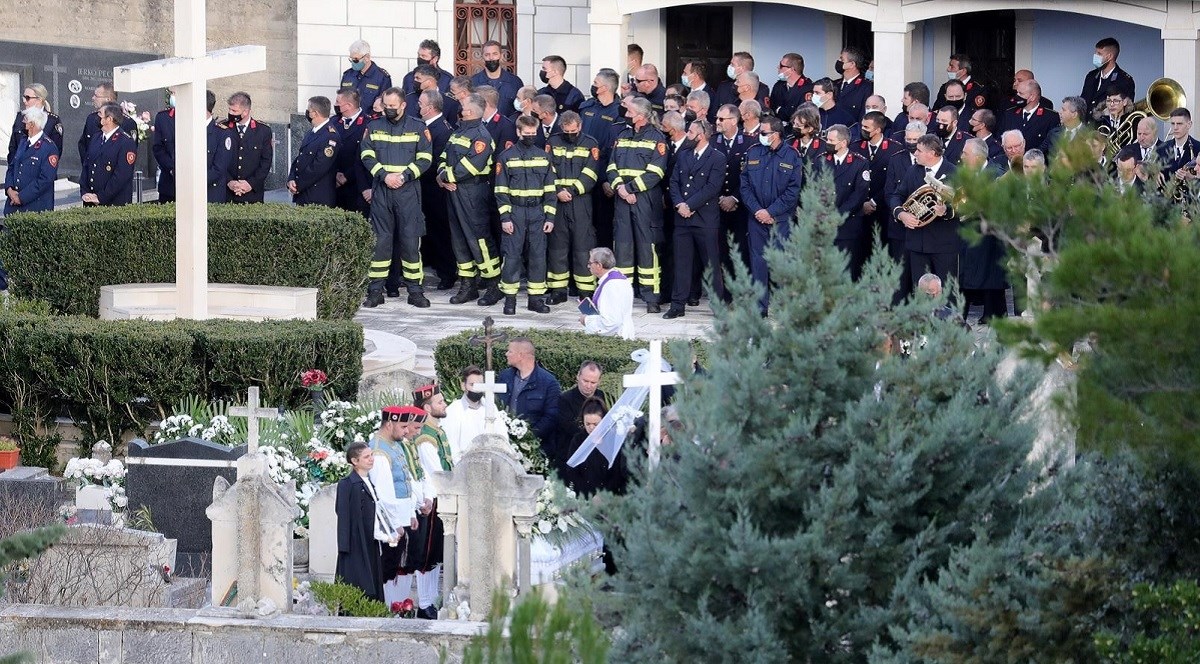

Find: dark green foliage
435;328;651;398
0;311;362;455
591;171;1043;661
1095;580;1200;662
0;203;372;319
457;588;609;664
309;579;390;617
954;139;1200;461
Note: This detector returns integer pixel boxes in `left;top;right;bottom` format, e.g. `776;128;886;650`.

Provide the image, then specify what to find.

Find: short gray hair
349;40;371;57
739;99;762;119
1023;148;1045;165
22;106;48;130
905;120;927;136
826;123;849;143
686;89;710;110
963;137;988;158
589;247;616;269
462;93;485;118
662;110;685;133
420;89;443;112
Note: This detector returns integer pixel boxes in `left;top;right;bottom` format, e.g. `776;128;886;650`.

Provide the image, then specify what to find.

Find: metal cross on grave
470;370;509;434
229;387;278;456
623;339;681;468
468;316;508;372
113;0;266;319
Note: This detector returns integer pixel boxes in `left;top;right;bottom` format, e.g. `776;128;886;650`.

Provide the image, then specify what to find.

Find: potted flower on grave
0;436;19;470
301;369;329;412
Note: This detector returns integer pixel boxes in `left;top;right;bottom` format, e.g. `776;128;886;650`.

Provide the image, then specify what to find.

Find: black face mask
539;71;550;84
861;129;872;141
946;99;965;111
304;110;313;124
906;142;918;154
383;108;401;122
484;59;501;73
824;142;838;155
562;131;580;143
227;113;242;125
590;85;599;98
465;390;483;403
683;110;697;123
519;135;536;147
1013;95;1026;105
937;123;953;139
680;138;698;152
417;57;431;66
834;60;845;75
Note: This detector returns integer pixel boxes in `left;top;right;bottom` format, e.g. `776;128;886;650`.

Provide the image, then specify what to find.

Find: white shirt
442;397;487;462
102;127;119;142
26;131;44;147
424;113;444;127
311;118;330;133
366;449;420;542
584;269;635;339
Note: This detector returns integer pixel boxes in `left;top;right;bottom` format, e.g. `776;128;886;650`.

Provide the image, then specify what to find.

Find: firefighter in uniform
360;87;434;309
341;39;393;114
607;96;668;313
437;94;502;306
740;115;803;316
546;110;601;303
287;96;341;207
222;92;274;203
4;108;59;216
81;102;137;207
580;69;625;249
334;89;373;217
494;115;557;315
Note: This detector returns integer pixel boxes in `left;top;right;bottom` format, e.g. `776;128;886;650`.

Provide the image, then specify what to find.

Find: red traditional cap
413;383;440;407
381;405;406;422
397;405;427;422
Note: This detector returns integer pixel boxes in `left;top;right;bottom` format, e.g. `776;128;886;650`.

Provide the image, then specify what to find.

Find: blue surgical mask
865;70;874;82
351;59;366;72
726;64;737;79
759;134;771;147
946;70;957;81
777;72;788;82
513;98;524;112
1092;53;1105;69
681;74;691;88
168;94;176;108
811;94;825;107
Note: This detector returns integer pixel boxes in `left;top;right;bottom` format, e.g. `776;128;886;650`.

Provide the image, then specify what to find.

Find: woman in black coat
335;442;384;602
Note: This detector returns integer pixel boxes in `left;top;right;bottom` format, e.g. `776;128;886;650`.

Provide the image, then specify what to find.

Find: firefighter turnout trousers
369;185;426;294
607;125;669;304
494;143;557;296
547;134;601;295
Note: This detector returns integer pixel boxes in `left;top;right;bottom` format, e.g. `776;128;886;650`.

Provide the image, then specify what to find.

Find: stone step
358;329;426;398
100;283;319;321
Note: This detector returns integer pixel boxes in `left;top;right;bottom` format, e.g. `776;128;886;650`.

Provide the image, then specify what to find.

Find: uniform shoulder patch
225;136;232;150
657;142;666;156
974;94;986;108
591;147;599;161
48;154;58;167
862;169;871;181
424;129;432;141
474;139;486;154
324;146;334;157
126;151;136;165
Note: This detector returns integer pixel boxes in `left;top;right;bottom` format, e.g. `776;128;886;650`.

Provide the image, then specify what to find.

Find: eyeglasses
635;79;653;84
349;57;363;63
716;116;734;121
22;94;37;101
760;131;776;138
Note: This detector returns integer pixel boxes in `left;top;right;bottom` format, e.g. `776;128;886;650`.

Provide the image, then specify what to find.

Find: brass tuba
1101;78;1186;160
900;171;955;227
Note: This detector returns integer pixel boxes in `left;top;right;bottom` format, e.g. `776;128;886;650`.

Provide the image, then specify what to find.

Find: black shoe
528;296;551;314
362;292;385;308
503;295;517;315
646;303;661;314
408;292;431;308
386;288;401;298
546;290;568;305
437;275;456;290
663;307;685;319
687;297;700;307
478;284;504;306
417;605;438;620
449;279;480;304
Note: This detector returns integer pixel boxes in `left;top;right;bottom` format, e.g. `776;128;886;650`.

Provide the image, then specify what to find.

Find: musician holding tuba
887;134;962;287
1154;108;1200;202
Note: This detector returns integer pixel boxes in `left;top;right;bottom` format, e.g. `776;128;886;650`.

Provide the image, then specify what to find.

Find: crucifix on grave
469;370;509;435
622;339;681;467
468;316;507;372
113;0;266;319
228;386;277;459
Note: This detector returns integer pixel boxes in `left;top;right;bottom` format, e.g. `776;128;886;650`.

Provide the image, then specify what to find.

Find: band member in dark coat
883;122;924;302
288;96;340;207
336;442;386;603
890;134;962;287
81;102;137;207
664;118;726;318
816;124;871;280
221;91;274;203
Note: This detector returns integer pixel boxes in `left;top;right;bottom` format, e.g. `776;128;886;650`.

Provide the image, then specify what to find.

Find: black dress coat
335;472;384;602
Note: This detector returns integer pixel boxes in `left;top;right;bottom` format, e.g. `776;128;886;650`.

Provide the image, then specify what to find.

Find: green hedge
0;203;372;319
0;312;363;456
435;328;664;398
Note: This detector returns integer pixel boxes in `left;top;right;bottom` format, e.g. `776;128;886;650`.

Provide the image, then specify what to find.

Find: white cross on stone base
623;339;681;467
113;0;266;319
470;370;509;434
229;386;277;457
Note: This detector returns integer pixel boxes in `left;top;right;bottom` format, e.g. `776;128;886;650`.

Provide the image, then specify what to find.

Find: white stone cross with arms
623;339;681;467
113;0;266;319
229;386;277;456
470;370;508;434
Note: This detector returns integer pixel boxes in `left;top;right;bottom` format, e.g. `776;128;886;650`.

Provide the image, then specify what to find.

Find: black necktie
238;124;247;137
1024;111;1033;122
869;144;878;160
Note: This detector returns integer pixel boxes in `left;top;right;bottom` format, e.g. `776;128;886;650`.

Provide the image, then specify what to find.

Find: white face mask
726;64;737;79
513;98;523;112
777;72;788;82
865;70;874;82
1092;53;1105;69
759;134;771;147
946;70;958;81
811;94;825;107
681;74;691;88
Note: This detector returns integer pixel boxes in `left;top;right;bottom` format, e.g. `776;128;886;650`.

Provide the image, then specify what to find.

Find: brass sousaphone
900;171;956;227
1098;77;1186;160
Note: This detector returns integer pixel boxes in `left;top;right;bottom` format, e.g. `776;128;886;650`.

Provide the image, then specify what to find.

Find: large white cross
469;370;509;434
229;386;278;455
113;0;266;319
623;339;681;467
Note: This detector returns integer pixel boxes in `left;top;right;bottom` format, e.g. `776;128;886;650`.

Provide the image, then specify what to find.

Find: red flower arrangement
301;369;328;390
390;598;415;618
309;449;329;462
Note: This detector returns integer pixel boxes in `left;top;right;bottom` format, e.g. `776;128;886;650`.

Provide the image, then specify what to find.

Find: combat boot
546;289;568;305
528;295;550;314
449;277;479;304
502;295;517;315
407;291;431;308
362;291;385;308
477;279;504;306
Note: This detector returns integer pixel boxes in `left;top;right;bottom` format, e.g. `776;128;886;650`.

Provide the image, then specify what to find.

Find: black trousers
447;180;501;280
548;193;597;294
887;235;913;304
835;234;872;282
370;185;425;295
909;250;960;292
613;192;661;304
672;222;723;307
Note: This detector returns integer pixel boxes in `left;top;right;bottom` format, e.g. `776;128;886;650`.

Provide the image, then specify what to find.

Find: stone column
513;516;534;594
872;22;914;122
1162;28;1200;109
440;512;458;599
588;0;625;80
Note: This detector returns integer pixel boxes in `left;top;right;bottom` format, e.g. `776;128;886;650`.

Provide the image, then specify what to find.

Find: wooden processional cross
468;316;508;373
113;0;266;319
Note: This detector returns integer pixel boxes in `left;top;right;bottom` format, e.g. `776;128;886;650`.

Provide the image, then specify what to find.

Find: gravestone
14;523;204;609
306;483;338;581
125;437;246;577
0;467;70;534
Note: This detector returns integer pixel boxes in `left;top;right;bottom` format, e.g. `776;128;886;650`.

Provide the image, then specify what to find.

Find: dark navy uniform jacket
340;63;393;113
152;108;177;200
8;111;63;165
83;129;138;206
935;77;992;114
221;118;274;203
740;142;803;222
714;131;752;200
484;111;518;154
834;74;873;121
858;137;906;218
884;149;919;242
402;67;452;96
579;98;624;164
80;111;137;164
819;105;855;132
817;150;871;239
206;119;234;203
335;111;372;201
471;69;524;116
714;81;771;112
405;90;460;127
289;121;341;206
999;105;1060;156
1081;64;1136;118
790;136;827;167
1155;136;1200;178
770;77;813;124
4;134;59;215
539;80;585;114
891;159;962;254
668;145;726;229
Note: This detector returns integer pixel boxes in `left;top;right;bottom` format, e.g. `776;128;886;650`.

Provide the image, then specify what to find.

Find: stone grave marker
125;437;246;577
0;466;70;527
306;483;338;581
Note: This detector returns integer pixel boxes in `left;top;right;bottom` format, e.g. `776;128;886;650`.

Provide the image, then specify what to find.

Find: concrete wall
1029;10;1163;104
750;5;829;83
0;604;482;663
0;0;296;128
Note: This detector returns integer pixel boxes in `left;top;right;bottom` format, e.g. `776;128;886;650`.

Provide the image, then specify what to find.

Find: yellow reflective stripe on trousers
368;259;390;279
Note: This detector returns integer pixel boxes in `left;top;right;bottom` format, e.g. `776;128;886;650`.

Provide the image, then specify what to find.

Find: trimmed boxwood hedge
434;328;676;399
0;311;363;456
0;203;372;319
